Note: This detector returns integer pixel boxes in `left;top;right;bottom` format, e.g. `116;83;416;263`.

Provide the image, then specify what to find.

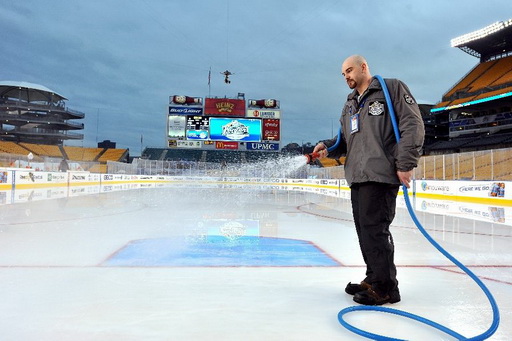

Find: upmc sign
247;142;279;151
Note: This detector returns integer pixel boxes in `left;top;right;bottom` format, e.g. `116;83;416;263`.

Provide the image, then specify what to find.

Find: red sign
215;141;238;150
262;119;280;141
204;98;245;117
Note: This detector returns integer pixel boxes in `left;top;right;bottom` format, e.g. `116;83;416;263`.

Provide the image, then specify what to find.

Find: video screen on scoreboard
186;116;209;140
209;118;262;142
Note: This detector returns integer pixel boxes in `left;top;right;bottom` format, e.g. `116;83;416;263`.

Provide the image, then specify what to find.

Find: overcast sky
1;0;510;154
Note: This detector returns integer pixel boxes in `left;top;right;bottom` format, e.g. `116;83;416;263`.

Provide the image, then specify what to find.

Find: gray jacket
322;77;424;186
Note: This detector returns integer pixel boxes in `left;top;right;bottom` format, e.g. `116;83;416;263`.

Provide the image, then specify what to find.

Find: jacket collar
347;77;382;101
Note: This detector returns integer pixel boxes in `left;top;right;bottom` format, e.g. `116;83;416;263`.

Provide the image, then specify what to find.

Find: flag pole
208;67;211;97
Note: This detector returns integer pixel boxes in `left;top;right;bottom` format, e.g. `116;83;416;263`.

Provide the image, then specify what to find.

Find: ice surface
0;186;510;340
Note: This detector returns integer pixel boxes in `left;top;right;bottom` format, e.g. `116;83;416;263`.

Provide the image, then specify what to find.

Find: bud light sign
247;142;279;151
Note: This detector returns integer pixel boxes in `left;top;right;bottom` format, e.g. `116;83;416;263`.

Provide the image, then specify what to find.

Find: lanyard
356;98;367;113
349;97;367;115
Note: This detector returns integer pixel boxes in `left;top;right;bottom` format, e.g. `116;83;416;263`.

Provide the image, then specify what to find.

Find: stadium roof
0;81;67;102
451;19;512;61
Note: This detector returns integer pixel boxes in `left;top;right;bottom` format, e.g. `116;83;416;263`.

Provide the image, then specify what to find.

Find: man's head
341;55;372;94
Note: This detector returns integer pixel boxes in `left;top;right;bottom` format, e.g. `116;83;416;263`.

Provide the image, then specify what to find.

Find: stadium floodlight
451;19;512;47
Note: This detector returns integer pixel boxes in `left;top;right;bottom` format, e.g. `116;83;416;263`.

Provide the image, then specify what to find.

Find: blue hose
327;130;341;153
336;75;500;340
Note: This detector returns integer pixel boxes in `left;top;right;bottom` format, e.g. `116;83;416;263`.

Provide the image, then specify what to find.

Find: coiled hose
335;75;500;340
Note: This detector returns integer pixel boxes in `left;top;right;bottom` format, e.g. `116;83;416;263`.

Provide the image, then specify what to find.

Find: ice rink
0;184;510;340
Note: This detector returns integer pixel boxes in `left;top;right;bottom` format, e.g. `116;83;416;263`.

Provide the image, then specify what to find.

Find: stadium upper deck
427;19;512;151
0;81;84;145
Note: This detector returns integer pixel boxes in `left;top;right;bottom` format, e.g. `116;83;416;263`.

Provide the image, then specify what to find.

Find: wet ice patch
102;236;340;267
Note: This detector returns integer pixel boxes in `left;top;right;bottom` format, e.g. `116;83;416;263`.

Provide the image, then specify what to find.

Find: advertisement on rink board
0;170;13;190
68;172;101;185
0;169;510;213
14;170;68;187
417;180;509;200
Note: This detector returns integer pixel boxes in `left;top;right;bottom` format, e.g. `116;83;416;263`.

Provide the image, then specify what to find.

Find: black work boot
345;281;371;295
353;288;399;305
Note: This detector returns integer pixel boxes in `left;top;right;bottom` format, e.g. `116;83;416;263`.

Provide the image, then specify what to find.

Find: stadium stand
318;157;344;167
426;19;512;154
141;147;166;160
442;61;498;100
97;148;129;163
20;142;63;158
64;146;104;162
0;141;31;155
0;81;84;145
162;149;203;162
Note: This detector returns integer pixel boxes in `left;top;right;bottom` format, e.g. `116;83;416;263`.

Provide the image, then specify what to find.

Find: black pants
350;182;400;296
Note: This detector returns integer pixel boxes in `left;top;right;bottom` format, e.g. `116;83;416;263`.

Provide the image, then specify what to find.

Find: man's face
341;59;363;90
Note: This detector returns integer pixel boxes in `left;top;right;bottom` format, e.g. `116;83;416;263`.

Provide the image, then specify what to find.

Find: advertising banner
204;98;245;117
14;171;68;188
168;106;203;115
417;180;510;200
215;141;238;150
262;119;280;141
246;109;281;119
177;140;202;149
246;142;279;151
209;118;262;142
68;172;101;185
0;169;13;190
168;115;186;139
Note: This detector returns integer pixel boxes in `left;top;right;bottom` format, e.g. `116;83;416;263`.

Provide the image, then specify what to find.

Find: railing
3;147;511;181
109;147;512;181
0;152;99;172
0;99;85;119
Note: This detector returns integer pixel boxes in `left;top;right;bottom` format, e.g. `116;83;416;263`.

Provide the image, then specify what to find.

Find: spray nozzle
305;152;320;165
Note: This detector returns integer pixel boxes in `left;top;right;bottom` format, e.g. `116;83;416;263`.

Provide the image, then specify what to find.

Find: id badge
350;113;359;134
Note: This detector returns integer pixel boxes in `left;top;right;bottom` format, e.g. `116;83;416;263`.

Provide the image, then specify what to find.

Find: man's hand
397;170;414;188
313;143;328;159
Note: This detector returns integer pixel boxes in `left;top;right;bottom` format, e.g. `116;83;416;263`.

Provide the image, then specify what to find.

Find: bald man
314;55;424;305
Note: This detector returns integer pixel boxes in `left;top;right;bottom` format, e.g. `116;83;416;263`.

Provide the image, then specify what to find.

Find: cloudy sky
1;0;509;154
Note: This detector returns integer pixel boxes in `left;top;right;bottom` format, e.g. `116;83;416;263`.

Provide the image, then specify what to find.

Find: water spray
335;75;500;340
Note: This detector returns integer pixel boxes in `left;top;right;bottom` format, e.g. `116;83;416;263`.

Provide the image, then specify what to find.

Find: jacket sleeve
388;79;425;171
320;131;347;160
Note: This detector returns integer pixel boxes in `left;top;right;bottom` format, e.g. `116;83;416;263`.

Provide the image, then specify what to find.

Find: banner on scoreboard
204;98;245;117
262;119;280;141
246;109;281;119
168;106;203;115
246;142;279;151
215;141;238;150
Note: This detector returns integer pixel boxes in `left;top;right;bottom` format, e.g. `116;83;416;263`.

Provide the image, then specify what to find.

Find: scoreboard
186;116;209;140
168;96;281;151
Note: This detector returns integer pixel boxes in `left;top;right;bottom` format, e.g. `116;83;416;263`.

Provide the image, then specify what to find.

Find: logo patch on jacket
368;101;385;116
404;94;415;104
